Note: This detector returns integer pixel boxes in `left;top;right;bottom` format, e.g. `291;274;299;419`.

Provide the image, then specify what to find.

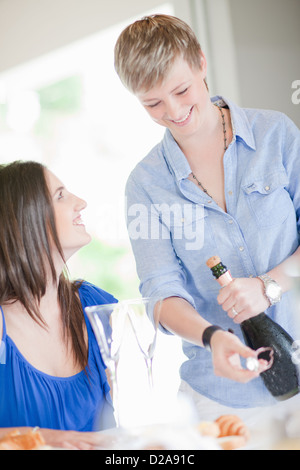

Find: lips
73;215;84;226
171;106;193;125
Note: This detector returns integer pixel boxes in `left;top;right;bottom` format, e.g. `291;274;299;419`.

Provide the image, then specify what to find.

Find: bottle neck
211;262;228;279
216;271;233;287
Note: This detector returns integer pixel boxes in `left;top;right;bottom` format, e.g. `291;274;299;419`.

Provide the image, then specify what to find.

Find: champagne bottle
206;256;300;401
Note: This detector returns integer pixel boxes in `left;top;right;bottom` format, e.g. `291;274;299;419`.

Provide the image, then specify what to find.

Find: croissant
215;414;250;439
215;415;250;450
0;429;46;450
197;421;220;438
197;414;250;450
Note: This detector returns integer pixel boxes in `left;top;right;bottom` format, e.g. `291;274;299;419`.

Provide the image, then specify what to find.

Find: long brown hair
0;160;88;370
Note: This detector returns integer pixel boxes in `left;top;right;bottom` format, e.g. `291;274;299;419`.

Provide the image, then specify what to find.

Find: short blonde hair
114;14;203;93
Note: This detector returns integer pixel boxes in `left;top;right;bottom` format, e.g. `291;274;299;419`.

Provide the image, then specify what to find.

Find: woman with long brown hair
0;160;116;449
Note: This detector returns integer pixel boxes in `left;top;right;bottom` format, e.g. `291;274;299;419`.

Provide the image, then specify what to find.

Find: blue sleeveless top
0;281;117;431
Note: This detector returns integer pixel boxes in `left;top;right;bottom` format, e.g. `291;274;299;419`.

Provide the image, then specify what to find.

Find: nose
164;98;181;121
74;194;87;211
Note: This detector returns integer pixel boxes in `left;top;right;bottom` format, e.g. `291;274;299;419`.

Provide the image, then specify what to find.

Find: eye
58;190;64;200
177;87;188;96
146;101;161;109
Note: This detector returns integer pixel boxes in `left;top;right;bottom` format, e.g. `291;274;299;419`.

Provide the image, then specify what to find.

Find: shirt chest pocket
242;170;291;228
161;204;207;251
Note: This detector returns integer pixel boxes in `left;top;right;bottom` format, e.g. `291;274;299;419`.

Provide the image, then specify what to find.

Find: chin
80;233;92;249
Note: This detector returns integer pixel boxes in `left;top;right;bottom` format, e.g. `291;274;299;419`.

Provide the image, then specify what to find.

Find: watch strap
258;274;273;283
257;274;282;306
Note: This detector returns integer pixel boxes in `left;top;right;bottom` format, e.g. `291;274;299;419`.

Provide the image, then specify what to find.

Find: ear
199;51;207;77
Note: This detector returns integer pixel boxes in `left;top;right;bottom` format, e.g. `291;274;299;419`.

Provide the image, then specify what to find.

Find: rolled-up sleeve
282;113;300;238
125;172;196;314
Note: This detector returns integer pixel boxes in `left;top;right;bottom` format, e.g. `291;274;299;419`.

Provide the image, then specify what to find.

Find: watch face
266;282;281;301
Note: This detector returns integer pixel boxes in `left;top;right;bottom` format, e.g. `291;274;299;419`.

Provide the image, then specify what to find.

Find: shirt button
207;199;213;204
228;190;233;196
265;185;270;191
228;219;233;224
239;246;244;252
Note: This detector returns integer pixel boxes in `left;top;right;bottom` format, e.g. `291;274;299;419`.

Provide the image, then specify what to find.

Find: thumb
226;330;256;358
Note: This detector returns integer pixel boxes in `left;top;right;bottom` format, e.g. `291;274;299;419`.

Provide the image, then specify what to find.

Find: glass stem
145;357;154;390
110;363;120;427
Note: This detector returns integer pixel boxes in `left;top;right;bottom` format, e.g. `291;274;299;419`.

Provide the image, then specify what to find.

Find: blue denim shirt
125;96;300;408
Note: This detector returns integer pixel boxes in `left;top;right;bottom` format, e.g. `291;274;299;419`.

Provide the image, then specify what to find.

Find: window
0;3;185;413
0;3;173;298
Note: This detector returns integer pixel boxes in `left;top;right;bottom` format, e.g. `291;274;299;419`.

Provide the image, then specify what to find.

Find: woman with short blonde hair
114;14;300;424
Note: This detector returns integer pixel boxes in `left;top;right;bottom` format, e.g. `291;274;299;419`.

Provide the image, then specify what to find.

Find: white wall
0;0;170;71
0;0;298;124
228;0;300;126
187;0;300;126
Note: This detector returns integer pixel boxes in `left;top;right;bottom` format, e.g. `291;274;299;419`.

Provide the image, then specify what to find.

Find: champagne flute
85;302;127;427
124;297;162;390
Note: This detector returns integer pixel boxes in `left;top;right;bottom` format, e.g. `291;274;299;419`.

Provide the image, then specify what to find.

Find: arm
160;296;210;346
160;296;260;383
268;244;300;292
0;427;110;450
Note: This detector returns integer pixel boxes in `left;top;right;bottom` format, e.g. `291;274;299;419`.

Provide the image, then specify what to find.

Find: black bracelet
202;325;224;351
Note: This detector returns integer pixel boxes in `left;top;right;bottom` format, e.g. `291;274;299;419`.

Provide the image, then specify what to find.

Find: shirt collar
162;95;256;182
162;129;191;181
212;95;256;151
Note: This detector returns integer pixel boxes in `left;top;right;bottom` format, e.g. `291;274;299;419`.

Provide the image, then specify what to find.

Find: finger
217;296;234;310
232;308;252;324
228;338;257;360
257;359;271;373
215;358;260;383
229;368;260;384
218;292;242;315
228;306;240;319
61;440;80;450
226;353;260;382
87;433;111;450
77;441;95;450
216;286;231;305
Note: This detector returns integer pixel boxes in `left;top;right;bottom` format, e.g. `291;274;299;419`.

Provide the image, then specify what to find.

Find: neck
37;266;64;325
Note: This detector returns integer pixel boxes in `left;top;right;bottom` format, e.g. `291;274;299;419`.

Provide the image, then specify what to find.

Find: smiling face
136;54;211;143
45;170;91;261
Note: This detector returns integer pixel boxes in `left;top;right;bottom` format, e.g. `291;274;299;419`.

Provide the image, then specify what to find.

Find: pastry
0;429;46;450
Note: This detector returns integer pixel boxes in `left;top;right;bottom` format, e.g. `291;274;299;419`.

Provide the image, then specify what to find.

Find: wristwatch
257;274;282;306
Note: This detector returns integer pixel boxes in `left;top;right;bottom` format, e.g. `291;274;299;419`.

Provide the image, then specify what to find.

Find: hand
210;330;268;383
217;277;269;323
39;428;111;450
